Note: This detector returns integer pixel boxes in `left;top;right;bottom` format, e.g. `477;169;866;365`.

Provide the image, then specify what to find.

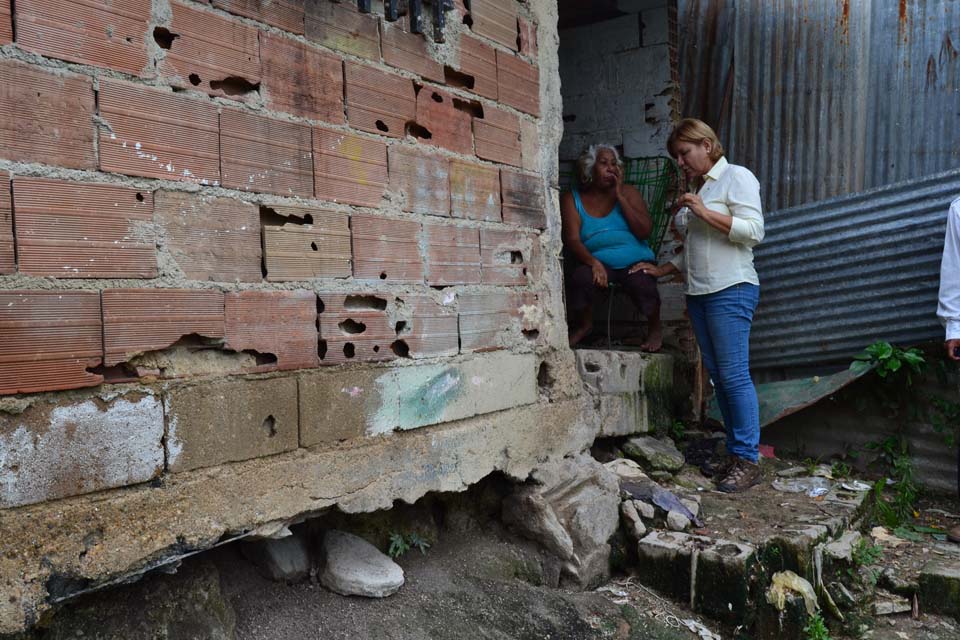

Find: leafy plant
388;532;410;559
802;456;821;476
850;341;925;382
851;538;883;567
803;611;831;640
865;437;919;527
407;532;431;555
667;420;686;441
829;461;851;479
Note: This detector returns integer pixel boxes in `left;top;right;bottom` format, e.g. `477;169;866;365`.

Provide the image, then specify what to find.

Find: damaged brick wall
0;0;556;534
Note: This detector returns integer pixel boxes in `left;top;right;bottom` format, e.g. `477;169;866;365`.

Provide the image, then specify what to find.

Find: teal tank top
574;189;655;269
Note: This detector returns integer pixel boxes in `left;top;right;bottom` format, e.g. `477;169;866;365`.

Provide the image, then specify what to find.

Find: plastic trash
621;481;704;528
771;476;833;495
840;480;871;492
766;570;819;616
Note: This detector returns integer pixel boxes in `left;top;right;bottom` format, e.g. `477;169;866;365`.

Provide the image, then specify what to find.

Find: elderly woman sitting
562;144;662;350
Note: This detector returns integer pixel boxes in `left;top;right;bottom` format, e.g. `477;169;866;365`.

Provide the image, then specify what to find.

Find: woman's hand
628;262;663;278
591;261;608;288
613;166;626;200
677;193;707;219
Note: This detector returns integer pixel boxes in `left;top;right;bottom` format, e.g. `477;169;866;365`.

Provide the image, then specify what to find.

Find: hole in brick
562;114;577;123
431;92;443;103
463;14;473;27
262;415;277;437
153;27;179;49
344;295;387;311
260;205;313;226
86;362;140;382
522;267;528;276
510;251;523;264
246;350;278;366
584;362;601;373
135;192;144;202
188;73;201;86
343;342;356;358
318;339;328;359
391;339;410;358
373;345;380;353
537;361;555;391
316;297;325;314
126;36;133;43
380;272;388;280
523;329;539;341
209;77;261;95
444;67;476;90
645;102;655;111
375;120;390;132
620;363;627;377
338;319;367;334
453;97;483;118
394;320;408;335
311;242;319;251
407;122;433;140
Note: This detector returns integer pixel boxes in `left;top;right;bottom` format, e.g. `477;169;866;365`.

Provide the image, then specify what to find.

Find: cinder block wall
0;0;584;632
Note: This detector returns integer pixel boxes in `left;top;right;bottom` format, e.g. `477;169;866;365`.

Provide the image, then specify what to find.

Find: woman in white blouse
632;118;765;493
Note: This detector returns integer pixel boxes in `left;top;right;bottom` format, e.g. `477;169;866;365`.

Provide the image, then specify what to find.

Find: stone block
320;531;404;598
640;353;674;431
575;349;645;394
623;436;683;472
919;560;960;619
241;534;311;583
598;392;648;437
165;376;299;473
0;392;164;508
299;369;399;447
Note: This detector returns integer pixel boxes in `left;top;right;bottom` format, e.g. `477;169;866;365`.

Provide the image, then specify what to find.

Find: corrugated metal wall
678;0;960;213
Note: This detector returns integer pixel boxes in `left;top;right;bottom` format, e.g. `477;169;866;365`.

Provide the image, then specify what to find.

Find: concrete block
241;534;311;583
599;393;649;437
641;7;670;46
919;560;960;619
165;377;299;473
575;349;645;394
640;353;674;432
0;392;164;508
299;369;399;448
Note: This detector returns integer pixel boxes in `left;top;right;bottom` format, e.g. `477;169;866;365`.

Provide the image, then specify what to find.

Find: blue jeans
686;283;761;463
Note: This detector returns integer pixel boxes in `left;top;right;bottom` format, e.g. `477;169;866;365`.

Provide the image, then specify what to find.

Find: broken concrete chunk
622;436;684;472
604;458;648;483
873;595;912;615
666;510;691;532
918;559;960;619
620;500;647;540
823;531;862;564
319;530;404;598
679;499;700;520
633;499;655;521
241;534;311;583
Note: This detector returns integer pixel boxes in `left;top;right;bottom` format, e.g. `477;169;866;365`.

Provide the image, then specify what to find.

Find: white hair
576;144;624;186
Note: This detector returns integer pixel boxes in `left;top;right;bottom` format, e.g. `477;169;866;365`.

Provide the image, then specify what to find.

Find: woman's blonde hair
667;118;725;161
576;144;624;186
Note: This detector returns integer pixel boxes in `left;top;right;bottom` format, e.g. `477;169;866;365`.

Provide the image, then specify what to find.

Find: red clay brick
0;176;12;274
518;15;538;57
154;191;262;282
345;62;416;138
351;215;423;283
414;86;473;155
262;205;351;281
13;177;157;278
0;0;11;43
260;32;343;124
99;79;220;184
470;0;518;51
16;0;151;75
102;289;225;366
0;60;95;170
313;126;387;207
381;19;443;82
403;296;459;358
480;228;533;285
496;50;540;116
388;146;450;217
424;222;481;286
520;117;540;173
305;0;379;61
317;291;395;364
456;35;498;100
500;168;545;228
0;291;103;395
213;0;304;35
225;290;318;371
450;160;501;222
160;2;260;98
221;108;314;198
458;291;515;352
474;104;521;166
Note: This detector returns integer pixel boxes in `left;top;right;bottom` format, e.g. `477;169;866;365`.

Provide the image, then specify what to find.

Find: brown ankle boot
717;457;761;493
701;454;735;478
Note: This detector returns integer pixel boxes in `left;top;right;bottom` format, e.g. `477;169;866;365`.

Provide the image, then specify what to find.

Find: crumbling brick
313;126;388;207
317;291;396;364
450;160;501;222
413;86;474;155
155;191;262;282
0;176;13;274
518;15;538;57
424;222;481;286
220;108;314;197
305;0;379;61
102;289;225;366
455;35;498;100
13;177;157;278
225;290;319;371
262;205;351;281
480;228;533;286
0;0;11;43
501;168;546;228
469;0;518;51
403;296;459;359
0;60;95;170
388;146;451;217
515;291;544;342
164;376;299;473
351;215;423;283
474;104;521;167
213;0;305;35
260;32;343;123
520;118;540;173
160;2;261;99
16;0;151;76
458;291;515;352
98;79;220;184
381;19;443;82
0;290;103;395
496;50;540;116
345;62;416;138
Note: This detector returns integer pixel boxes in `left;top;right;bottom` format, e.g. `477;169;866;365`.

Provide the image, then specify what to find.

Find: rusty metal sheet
0;176;13;274
496;49;540;116
424;223;481;285
345;62;416;138
220;108;314;198
450;159;501;222
263;206;351;281
382;19;444;82
414;86;474;155
260;31;343;123
457;34;499;100
351;215;424;282
500;168;545;228
98;78;220;185
212;0;305;35
224;290;319;371
458;291;514;352
305;0;379;61
313;126;387;207
474;104;521;167
102;289;225;366
317;291;396;364
15;0;151;75
0;290;103;395
13;177;157;278
470;0;518;51
480;227;532;286
402;296;459;358
388;146;451;216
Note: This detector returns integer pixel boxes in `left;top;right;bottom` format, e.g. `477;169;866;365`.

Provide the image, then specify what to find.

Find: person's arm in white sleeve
726;168;765;247
938;199;960;360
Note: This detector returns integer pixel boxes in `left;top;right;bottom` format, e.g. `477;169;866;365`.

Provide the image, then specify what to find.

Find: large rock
622;436;684;472
319;530;404;598
241;533;311;583
502;454;620;588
